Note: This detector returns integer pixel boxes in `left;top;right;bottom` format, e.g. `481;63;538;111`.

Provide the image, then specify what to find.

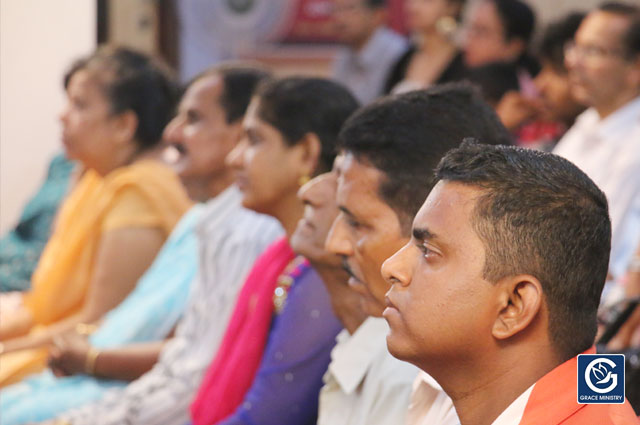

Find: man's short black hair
337;83;512;231
539;12;585;72
255;77;359;174
598;2;640;59
190;64;271;124
64;46;180;150
435;141;611;360
491;0;536;44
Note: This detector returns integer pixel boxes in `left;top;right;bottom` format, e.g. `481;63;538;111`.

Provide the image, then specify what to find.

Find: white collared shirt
60;186;283;425
407;371;458;425
317;317;419;425
331;27;407;105
490;385;534;425
553;96;640;300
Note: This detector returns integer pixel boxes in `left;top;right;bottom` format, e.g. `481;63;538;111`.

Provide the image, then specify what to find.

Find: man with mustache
323;84;512;425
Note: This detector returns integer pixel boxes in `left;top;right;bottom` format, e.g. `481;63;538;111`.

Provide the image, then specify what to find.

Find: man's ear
296;132;322;177
492;274;543;340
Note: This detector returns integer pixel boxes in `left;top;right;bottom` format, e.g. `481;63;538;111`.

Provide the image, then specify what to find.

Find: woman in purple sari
190;77;359;425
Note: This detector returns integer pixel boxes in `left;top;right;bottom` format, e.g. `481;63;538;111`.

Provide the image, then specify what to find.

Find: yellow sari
0;160;191;385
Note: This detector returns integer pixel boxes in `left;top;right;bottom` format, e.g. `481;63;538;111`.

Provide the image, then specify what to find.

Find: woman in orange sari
0;47;191;385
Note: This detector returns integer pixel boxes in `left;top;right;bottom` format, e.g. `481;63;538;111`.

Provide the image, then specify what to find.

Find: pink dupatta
190;236;294;425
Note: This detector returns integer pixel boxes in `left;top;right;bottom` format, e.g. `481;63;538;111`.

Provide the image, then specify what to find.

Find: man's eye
420;243;435;258
346;216;361;229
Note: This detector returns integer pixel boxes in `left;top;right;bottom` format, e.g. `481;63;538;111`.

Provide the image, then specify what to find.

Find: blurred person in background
0;46;191;386
462;0;539;91
331;0;407;104
385;0;467;94
0;153;75;293
0;64;282;425
554;2;640;304
496;12;587;150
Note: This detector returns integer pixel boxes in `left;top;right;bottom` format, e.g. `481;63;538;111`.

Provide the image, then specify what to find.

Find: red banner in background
281;0;407;43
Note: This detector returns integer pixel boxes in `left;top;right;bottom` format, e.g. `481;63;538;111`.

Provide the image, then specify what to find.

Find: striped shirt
59;186;283;425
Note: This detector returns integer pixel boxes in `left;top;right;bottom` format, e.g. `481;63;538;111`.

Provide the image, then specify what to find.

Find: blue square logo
577;354;625;404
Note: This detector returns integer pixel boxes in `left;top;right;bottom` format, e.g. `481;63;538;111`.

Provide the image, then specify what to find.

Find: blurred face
291;168;341;267
59;70;121;168
406;0;458;33
534;62;583;124
163;75;239;198
326;153;407;317
565;11;639;114
226;98;306;215
463;1;517;66
382;181;497;366
332;0;380;47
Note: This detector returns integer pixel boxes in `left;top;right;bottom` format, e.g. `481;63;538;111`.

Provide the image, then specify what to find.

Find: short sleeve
101;187;163;232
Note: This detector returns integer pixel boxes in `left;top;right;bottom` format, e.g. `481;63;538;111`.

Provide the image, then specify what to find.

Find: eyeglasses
564;40;627;61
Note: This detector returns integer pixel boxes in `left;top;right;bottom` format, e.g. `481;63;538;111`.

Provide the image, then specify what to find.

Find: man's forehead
335;153;383;194
578;11;630;44
413;181;481;234
181;74;222;109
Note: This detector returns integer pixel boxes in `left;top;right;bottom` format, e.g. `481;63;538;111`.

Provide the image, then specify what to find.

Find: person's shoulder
568;402;640;424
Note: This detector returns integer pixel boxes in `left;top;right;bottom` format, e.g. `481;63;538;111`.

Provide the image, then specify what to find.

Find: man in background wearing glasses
554;1;640;307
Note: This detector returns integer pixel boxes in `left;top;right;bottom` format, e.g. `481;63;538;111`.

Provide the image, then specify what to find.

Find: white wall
0;0;96;232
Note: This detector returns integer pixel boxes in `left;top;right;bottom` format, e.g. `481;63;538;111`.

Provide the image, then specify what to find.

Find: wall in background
0;0;96;232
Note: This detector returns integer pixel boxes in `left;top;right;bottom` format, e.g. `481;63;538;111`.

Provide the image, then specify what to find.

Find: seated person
55;77;359;425
330;0;407;104
384;0;467;94
462;0;539;76
382;141;638;424
0;152;75;292
0;65;282;425
189;77;359;425
322;84;512;425
0;46;192;386
496;12;586;150
554;3;640;304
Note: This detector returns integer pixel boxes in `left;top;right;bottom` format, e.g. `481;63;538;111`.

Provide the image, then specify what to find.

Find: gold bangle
85;347;100;375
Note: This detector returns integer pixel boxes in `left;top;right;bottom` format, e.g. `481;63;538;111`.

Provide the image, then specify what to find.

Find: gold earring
298;175;310;186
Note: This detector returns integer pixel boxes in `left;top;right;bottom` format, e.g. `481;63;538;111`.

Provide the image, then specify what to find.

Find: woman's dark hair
491;0;536;44
255;77;359;174
63;46;180;150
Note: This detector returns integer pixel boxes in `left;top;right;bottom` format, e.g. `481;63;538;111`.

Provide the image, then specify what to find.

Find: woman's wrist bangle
85;347;100;375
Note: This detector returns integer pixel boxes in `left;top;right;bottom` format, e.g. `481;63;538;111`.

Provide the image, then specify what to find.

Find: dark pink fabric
190;237;294;425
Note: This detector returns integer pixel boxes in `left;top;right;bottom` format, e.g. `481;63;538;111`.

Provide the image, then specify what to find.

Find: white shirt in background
317;317;419;425
553;96;640;302
331;27;407;105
